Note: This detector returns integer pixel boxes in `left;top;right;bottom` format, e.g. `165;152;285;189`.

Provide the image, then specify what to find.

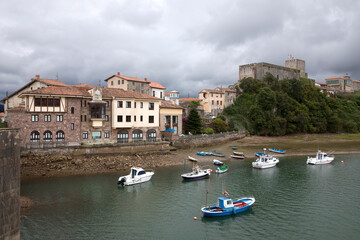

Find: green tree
184;108;202;134
210;118;228;133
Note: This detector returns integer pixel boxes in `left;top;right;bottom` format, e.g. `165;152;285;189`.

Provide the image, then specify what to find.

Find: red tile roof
149;81;166;89
199;89;224;94
21;86;91;97
160;101;183;109
179;98;199;102
102;88;161;100
164;92;170;96
104;73;150;83
35;78;69;87
72;84;95;90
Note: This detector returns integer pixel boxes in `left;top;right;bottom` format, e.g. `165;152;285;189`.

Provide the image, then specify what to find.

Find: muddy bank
20;134;360;180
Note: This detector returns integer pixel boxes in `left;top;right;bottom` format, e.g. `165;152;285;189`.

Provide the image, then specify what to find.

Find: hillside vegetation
224;73;360;136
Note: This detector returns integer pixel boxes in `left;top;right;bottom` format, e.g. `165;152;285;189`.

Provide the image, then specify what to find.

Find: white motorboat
118;167;154;186
188;156;198;162
181;165;212;180
307;150;334;165
252;154;279;169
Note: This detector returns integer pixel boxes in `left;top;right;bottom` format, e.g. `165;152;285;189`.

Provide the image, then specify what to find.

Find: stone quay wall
0;129;20;240
172;131;245;149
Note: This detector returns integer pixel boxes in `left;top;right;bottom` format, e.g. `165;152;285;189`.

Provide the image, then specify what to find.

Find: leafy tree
203;127;214;134
210;118;228;133
189;100;200;109
184;108;202;134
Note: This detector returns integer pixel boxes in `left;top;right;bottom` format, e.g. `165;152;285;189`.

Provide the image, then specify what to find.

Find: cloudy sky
1;0;360;100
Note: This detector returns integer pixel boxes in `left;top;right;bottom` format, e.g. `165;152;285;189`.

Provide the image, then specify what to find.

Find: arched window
132;129;143;143
117;130;129;143
43;130;52;142
146;129;157;142
56;130;65;141
30;131;40;142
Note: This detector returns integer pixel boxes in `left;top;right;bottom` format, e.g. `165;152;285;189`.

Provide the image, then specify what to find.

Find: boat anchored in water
306;150;335;165
181;165;212;180
201;191;255;217
231;151;245;159
117;167;154;186
215;165;229;173
269;148;286;154
188;156;198;162
213;159;224;166
252;149;279;169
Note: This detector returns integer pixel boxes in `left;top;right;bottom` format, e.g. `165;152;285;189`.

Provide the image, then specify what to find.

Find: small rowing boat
213;159;224;166
188;156;198;162
269;148;286;154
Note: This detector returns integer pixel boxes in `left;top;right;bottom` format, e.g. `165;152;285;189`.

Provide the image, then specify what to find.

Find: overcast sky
1;0;360;100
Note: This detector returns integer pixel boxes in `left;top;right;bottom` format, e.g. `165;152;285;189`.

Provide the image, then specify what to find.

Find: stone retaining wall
172;131;245;149
0;129;20;240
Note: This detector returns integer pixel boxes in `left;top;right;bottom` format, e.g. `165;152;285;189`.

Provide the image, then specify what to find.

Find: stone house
198;89;225;117
104;72;151;95
149;81;166;99
325;76;353;93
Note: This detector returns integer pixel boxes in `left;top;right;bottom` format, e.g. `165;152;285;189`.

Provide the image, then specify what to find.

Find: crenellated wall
0;129;20;240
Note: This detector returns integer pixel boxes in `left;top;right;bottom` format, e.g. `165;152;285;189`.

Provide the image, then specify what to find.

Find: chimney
117;72;121;76
35;74;40;79
144;77;147;81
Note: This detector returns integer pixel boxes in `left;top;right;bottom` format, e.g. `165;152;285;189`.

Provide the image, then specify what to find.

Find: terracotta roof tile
160;101;183;109
7;107;25;111
179;98;199;102
72;84;96;90
104;74;150;83
102;88;161;100
149;81;166;89
164;92;170;96
36;79;69;87
199;89;224;94
21;86;91;97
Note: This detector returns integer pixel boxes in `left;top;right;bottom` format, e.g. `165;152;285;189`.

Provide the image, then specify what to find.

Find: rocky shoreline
20;133;360;180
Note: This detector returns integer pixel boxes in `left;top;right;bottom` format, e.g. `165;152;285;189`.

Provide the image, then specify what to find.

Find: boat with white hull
181;165;211;180
307;150;334;165
252;154;279;169
118;167;154;186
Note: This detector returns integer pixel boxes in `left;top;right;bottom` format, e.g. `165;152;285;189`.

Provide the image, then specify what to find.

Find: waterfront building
149;81;166;99
214;87;236;108
179;98;204;118
159;101;183;137
353;80;360;91
164;91;180;105
198;89;225;117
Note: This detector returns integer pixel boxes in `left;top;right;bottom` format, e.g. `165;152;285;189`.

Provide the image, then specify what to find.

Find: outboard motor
118;177;126;186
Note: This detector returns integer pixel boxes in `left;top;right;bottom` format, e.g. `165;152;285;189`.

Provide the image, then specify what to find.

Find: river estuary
21;154;360;240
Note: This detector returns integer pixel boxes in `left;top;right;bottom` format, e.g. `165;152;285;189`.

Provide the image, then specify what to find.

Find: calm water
21;154;360;240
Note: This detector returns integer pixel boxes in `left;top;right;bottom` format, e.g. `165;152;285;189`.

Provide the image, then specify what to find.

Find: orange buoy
341;160;344;163
193;217;197;220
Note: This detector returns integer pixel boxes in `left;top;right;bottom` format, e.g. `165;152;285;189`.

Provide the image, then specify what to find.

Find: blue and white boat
197;151;212;156
213;159;224;166
210;151;225;157
181;165;212;180
232;146;238;150
269;148;286;154
201;196;255;217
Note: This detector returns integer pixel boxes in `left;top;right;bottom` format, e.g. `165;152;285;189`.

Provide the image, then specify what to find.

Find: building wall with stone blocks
0;129;20;240
285;59;307;78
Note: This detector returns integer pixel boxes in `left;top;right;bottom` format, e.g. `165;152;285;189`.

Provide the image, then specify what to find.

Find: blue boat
213;159;224;166
201;196;255;217
255;152;267;157
209;151;225;157
197;151;212;156
269;148;286;154
232;146;238;150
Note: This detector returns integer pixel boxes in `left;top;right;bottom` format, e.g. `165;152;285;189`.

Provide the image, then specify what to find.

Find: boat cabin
217;197;234;209
317;151;327;160
131;167;146;178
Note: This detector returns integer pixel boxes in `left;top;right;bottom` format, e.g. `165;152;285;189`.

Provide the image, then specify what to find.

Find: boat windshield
138;170;146;175
131;169;137;178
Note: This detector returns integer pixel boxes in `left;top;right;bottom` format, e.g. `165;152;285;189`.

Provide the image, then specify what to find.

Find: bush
203;127;214;134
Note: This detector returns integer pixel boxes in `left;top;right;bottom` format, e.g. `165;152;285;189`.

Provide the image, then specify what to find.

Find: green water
21;154;360;240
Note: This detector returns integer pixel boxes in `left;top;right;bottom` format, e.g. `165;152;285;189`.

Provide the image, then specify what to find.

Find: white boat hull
118;172;154;186
252;161;278;169
306;157;334;165
252;155;279;169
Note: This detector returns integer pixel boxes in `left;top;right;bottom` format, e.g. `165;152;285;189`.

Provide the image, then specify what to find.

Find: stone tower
285;59;307;78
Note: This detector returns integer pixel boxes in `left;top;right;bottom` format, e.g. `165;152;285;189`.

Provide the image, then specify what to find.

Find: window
220;101;222;105
126;101;131;108
132;81;135;86
54;115;63;122
117;115;123;122
132;129;143;142
92;131;101;139
106;101;109;108
140;115;143;122
105;115;109;121
149;116;154;123
146;129;156;142
30;131;40;142
84;100;86;107
118;80;120;85
104;131;110;138
31;115;39;122
212;100;214;105
153;91;155;97
56;131;65;141
71;123;74;130
149;102;154;110
122;79;124;84
83;131;88;139
160;92;163;98
173;116;178;124
140;102;143;108
90;103;105;118
117;101;123;108
134;116;136;122
34;98;60;107
71;107;75;114
211;94;213;97
84;115;87;122
126;115;131;122
111;81;113;86
117;130;129;143
134;102;137;108
43;130;52;142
